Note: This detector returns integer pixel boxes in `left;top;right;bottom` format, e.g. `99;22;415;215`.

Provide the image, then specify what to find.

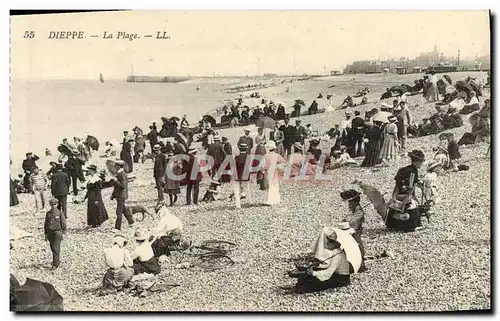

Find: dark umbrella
443;74;452;85
170;116;180;122
57;144;73;157
13;278;64;311
357;182;388;219
455;81;474;94
86;135;100;151
255;116;276;130
389;85;407;96
295;99;305;106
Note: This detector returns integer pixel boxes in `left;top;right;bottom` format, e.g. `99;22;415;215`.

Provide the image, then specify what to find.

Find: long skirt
361;141;381;167
275;143;285;158
255;144;266;156
132;257;161;275
379;135;399;161
295;273;350;293
265;180;281;206
102;266;134;291
426;83;439;102
385;208;421;232
10;179;19;206
120;151;133;173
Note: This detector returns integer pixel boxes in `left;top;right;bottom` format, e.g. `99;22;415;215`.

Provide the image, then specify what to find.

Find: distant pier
126;75;191;83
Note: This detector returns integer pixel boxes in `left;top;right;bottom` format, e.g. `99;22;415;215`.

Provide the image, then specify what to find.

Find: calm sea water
10;79;229;167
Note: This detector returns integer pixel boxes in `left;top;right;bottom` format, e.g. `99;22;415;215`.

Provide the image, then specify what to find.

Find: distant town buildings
343;45;490;74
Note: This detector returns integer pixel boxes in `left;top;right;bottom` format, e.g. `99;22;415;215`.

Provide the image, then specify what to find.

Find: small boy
30;167;48;212
44;198;66;269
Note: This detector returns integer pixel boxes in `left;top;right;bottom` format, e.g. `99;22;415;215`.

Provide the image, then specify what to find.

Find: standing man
237;129;254;152
207;135;226;179
107;160;134;231
153;144;167;202
222;137;233;156
233;143;253;208
147;125;159;154
350;111;365;157
22;152;40;193
184;146;203;205
295;120;306;146
30;167;48;212
44;198;66;270
279;117;296;158
397;101;412;151
50;163;71;218
340;110;352;143
65;150;85;196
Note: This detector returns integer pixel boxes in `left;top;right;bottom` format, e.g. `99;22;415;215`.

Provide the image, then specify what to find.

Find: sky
10;10;491;79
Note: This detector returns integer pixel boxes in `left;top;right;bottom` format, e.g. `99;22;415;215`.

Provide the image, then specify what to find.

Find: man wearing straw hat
237;129;254;152
106;160;135;231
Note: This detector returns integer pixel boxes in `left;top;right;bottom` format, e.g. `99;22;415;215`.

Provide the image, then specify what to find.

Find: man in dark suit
108;160;134;230
351;110;365;157
64;150;85;196
50;163;71;218
147;125;159;154
152;144;167;202
279;118;296;157
207;135;227;178
22;152;40;193
295;120;307;145
237;129;254;151
184;147;203;205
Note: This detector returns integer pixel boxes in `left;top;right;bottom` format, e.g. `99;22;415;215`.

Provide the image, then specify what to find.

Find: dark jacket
147;129;159;147
295;125;306;143
279;125;297;146
44;208;66;234
153;153;167;178
237;135;254;151
111;170;128;200
207;142;226;165
223;142;233;155
448;140;461;160
65;157;84;179
351;117;365;136
183;154;203;182
51;170;70;196
22;155;40;174
394;164;419;195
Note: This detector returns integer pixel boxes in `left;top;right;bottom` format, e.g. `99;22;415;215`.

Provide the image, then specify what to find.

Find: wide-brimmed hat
153;144;161;151
340;189;361;201
294;142;304;151
340;145;347;151
26;152;33;156
134;228;150;241
344;110;352;116
49;161;58;167
213;135;221;141
337;222;355;234
49;198;59;205
266;141;277;151
388;115;398;122
87;164;98;172
427;162;442;171
408;149;426;161
71;149;80;155
114;159;126;167
113;233;128;247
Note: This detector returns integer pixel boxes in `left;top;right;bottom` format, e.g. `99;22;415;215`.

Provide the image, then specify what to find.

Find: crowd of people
10;72;491;297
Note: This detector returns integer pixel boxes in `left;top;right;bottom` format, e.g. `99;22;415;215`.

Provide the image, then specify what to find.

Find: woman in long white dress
379;116;399;162
262;141;287;206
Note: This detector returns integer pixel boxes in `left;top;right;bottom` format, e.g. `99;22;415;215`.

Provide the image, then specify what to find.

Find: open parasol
86;135;100;151
170;117;180;122
372;111;393;123
255;116;276;130
12;278;64;311
312;227;362;273
202;115;217;127
357;182;388;219
295;99;305;106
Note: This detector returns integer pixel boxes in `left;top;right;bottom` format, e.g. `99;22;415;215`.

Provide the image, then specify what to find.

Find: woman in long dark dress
83;165;108;227
10;159;19;206
120;138;133;173
361;121;383;167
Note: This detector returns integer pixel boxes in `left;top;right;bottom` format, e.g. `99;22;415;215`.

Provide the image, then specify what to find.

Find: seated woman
385;150;426;232
131;228;161;275
101;234;134;293
459;91;480;115
151;201;188;257
287;228;350;293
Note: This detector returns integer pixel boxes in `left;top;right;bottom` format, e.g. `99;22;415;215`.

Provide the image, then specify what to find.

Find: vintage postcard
9;10;491;312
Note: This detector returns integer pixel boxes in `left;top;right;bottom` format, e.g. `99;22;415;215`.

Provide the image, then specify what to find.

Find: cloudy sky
11;10;490;79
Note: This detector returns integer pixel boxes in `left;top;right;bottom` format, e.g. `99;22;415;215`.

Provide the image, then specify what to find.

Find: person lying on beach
459;91;480;115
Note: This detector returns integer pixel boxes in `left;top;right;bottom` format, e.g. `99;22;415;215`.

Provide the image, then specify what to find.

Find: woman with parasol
287;227;352;293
